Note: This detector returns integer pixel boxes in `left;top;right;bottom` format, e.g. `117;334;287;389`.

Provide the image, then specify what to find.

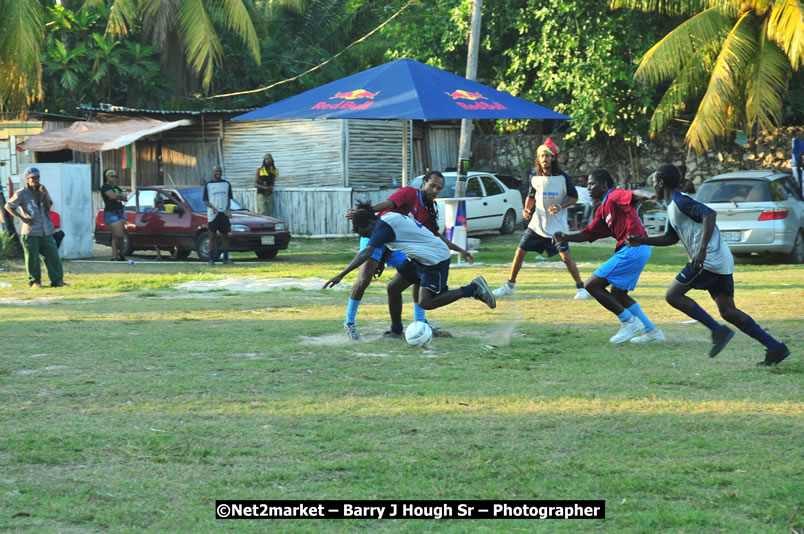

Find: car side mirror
174;205;185;216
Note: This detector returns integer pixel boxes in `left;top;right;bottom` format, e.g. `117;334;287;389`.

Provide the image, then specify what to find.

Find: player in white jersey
626;164;790;366
323;205;496;313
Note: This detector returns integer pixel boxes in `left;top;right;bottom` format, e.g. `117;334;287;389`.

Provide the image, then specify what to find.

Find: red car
94;186;291;260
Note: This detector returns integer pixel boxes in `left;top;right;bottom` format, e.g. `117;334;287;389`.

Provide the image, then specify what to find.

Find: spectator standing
4;167;66;288
254;153;278;216
100;169;129;261
203;165;233;265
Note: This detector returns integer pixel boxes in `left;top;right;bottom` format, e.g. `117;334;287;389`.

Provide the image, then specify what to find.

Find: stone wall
472;125;804;187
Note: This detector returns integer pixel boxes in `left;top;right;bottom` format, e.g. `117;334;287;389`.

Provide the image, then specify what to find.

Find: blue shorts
676;264;734;299
594;244;651;291
396;259;451;294
359;237;407;267
103;210;126;225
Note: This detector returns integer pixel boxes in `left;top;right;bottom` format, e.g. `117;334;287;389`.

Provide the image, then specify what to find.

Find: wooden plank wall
427;124;461;172
161;139;220;186
222;120;343;189
346;120;404;188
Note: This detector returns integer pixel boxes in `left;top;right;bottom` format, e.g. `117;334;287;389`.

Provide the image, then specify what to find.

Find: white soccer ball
405;321;433;348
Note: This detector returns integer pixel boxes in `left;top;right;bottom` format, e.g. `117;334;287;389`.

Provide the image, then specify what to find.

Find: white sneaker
609;317;643;343
574;287;588;300
493;283;514;298
344;323;361;341
630;328;665;343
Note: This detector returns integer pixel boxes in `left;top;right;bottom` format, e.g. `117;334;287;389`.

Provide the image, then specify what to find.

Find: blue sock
617;310;633;323
688;303;723;332
222;250;229;260
461;284;475;298
413;302;426;323
390;323;403;334
739;316;782;350
345;299;360;325
627;302;654;332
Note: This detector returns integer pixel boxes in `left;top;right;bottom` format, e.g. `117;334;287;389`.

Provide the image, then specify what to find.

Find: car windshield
696;179;770;203
408;176;458;198
179;188;246;212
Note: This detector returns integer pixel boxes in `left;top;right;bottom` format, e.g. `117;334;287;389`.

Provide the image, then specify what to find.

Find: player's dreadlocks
351;201;377;236
421;171;442;225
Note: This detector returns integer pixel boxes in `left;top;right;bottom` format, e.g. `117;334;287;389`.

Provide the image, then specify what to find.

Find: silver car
696;170;804;263
409;172;524;234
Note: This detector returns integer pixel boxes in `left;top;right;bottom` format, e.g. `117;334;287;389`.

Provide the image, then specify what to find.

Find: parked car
94;186;291;261
408;171;524;234
695;170;803;263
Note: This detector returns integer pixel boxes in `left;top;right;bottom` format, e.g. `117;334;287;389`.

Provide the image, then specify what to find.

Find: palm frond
179;0;224;91
685;11;755;153
0;0;44;111
140;0;181;50
649;45;716;135
84;0;138;38
745;18;791;133
767;1;803;69
219;0;261;64
635;8;731;85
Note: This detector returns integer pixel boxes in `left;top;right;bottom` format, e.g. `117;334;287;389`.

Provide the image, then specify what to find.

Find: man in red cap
493;138;587;300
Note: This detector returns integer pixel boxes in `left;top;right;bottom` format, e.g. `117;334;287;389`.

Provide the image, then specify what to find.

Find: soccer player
493;138;587;300
553;168;664;344
343;171;473;341
324;206;496;316
626;163;790;365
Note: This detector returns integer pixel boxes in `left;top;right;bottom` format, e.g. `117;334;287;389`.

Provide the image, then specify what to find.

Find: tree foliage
381;0;672;143
610;0;803;153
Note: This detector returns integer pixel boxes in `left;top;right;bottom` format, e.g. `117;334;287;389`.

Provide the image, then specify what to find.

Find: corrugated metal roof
77;103;254;119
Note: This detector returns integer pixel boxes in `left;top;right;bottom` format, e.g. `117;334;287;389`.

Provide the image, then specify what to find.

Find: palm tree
609;0;803;154
0;0;262;112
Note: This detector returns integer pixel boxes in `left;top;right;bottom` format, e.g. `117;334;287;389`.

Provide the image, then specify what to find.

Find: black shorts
208;212;231;234
676;263;734;299
396;258;451;295
518;228;568;256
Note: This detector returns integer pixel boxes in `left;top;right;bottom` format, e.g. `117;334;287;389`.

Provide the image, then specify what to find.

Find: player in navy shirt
627;164;790;366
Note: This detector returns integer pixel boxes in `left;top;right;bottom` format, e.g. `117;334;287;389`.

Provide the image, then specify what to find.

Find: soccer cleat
430;326;453;338
223;258;234;265
609;317;643;343
472;276;496;309
492;283;514;298
630;328;666;344
574;287;589;300
758;343;790;366
30;282;42;289
208;258;215;266
344;323;361;341
709;326;735;358
51;281;68;288
382;330;404;340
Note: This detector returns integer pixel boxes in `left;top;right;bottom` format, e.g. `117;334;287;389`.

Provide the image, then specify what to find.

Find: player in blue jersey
324;205;495;314
626;164;790;366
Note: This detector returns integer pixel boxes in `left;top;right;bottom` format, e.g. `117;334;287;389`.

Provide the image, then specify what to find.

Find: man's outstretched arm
323;246;376;288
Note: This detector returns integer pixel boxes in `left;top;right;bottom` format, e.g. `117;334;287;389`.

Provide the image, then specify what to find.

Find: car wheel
255;249;279;260
785;230;804;264
500;209;516;234
121;231;133;256
195;231;210;261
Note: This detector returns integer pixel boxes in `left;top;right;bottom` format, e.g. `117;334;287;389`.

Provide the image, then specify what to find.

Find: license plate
260;236;275;245
721;231;740;242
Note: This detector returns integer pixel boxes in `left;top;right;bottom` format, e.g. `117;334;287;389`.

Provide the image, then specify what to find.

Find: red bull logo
445;88;508;111
311;88;379;110
329;89;380;100
445;90;487;101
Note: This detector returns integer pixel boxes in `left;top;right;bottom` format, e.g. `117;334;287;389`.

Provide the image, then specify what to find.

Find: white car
696;170;804;263
409;172;524;234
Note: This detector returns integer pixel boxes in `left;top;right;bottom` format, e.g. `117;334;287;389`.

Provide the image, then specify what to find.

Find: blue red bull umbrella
234;58;571;121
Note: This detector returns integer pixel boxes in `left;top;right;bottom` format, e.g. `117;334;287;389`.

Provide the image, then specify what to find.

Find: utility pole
454;0;482;198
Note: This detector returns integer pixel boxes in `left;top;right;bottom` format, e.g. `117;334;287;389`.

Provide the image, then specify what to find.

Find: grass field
1;234;801;532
